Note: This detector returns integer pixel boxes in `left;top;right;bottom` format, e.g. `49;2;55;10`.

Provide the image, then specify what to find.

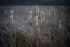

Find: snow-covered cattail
34;16;38;26
35;5;39;16
28;11;32;21
10;10;13;24
40;11;45;24
34;6;39;26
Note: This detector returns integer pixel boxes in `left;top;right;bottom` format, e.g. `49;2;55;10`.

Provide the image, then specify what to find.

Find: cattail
40;11;45;24
28;11;32;21
35;5;39;15
10;10;13;24
34;6;39;26
34;16;38;26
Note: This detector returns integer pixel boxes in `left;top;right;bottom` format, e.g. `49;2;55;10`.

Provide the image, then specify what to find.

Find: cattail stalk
9;10;14;47
33;6;39;47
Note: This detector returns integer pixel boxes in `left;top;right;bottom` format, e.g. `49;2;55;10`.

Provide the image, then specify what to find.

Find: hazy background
0;0;70;5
